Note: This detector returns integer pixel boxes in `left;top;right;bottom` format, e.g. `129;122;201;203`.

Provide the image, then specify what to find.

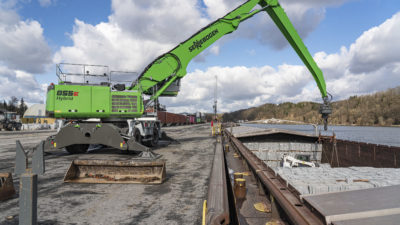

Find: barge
218;125;400;225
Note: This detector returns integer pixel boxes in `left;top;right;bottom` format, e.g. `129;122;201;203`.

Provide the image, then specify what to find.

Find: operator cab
47;63;143;119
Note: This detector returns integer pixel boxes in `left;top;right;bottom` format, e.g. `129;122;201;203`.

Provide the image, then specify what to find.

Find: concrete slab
273;166;400;195
303;185;400;224
332;214;400;225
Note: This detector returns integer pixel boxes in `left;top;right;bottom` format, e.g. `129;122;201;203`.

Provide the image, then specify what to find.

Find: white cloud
0;66;45;103
160;64;312;113
54;0;210;71
203;0;352;49
349;12;400;73
0;20;52;73
0;9;51;73
0;7;19;25
54;19;172;72
55;0;352;70
314;12;400;100
246;49;256;56
0;2;52;104
38;0;54;7
210;45;220;55
109;0;209;44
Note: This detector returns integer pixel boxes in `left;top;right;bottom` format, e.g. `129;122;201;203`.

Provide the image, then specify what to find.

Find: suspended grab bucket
64;159;166;184
0;173;16;201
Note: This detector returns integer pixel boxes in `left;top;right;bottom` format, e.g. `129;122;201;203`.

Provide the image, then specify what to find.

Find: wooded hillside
222;86;400;126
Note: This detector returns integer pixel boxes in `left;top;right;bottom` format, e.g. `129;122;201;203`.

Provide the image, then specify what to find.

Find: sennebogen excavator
46;0;332;183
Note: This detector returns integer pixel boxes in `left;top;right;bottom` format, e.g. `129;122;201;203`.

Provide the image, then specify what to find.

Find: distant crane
213;75;218;121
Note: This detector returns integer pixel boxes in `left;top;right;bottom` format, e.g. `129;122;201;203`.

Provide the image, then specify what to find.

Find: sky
0;0;399;113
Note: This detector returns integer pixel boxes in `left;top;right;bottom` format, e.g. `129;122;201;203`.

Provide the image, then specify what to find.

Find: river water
242;123;400;147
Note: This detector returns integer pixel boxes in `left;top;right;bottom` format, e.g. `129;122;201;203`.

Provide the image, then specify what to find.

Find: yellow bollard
233;172;243;180
234;178;246;199
202;200;207;225
225;144;229;152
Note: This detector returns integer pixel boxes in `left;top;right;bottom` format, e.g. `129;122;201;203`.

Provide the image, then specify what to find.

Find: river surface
242;123;400;147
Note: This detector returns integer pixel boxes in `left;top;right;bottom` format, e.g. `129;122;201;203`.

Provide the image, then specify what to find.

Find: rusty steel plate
64;159;166;184
0;172;16;201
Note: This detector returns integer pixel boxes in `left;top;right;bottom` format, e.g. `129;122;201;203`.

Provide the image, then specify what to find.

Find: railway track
205;129;324;225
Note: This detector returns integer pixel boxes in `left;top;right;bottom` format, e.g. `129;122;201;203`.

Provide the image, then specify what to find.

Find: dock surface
3;124;398;225
0;124;214;225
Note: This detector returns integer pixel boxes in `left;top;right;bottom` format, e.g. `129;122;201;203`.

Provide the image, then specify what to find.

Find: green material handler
46;0;332;155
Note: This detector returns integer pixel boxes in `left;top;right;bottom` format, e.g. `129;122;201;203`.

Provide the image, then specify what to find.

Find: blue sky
20;0;110;47
1;0;400;113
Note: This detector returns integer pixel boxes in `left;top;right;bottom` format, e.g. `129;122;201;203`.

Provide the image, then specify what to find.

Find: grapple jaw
320;96;332;131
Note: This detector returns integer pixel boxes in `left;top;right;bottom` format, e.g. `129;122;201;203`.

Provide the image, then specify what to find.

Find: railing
55;63;139;87
56;63;110;84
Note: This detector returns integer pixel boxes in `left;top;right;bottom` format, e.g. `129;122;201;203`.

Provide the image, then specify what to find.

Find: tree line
222;86;400;126
1;96;28;117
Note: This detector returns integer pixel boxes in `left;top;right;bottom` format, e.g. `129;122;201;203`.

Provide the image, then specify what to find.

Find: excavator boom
130;0;332;127
132;0;328;99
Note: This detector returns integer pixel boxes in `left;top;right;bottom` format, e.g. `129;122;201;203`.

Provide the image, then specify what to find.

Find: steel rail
225;129;324;225
206;141;230;225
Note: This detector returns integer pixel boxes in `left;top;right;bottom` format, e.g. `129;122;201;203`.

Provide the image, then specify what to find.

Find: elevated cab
46;63;143;119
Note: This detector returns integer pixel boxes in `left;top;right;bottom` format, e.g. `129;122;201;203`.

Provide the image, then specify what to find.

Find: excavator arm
130;0;265;96
132;0;332;128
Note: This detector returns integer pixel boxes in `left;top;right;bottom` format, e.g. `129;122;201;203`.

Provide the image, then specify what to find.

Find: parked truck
0;111;22;131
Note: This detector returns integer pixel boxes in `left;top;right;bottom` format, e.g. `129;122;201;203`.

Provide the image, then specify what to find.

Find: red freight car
189;116;195;124
157;111;188;126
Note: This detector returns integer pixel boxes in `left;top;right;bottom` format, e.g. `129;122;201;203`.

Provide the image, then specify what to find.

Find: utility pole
213;75;217;121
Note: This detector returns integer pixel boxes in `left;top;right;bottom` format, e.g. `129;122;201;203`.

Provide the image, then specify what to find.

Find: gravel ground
0;124;215;225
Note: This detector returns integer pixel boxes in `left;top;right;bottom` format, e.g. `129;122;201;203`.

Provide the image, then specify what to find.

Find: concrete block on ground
265;161;280;168
19;173;38;225
270;164;400;195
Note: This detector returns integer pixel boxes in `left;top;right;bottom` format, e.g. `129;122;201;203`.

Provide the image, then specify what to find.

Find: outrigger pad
0;173;16;201
64;159;166;184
